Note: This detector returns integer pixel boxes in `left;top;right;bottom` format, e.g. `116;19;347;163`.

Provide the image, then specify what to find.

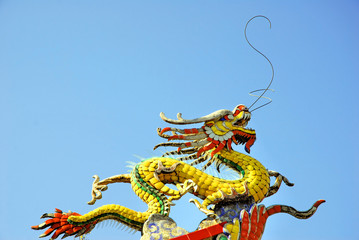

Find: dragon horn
160;109;233;125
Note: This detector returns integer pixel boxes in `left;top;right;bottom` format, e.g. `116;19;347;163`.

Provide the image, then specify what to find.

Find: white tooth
205;126;211;131
218;136;224;141
209;133;215;139
213;135;219;141
206;130;212;135
228;132;234;137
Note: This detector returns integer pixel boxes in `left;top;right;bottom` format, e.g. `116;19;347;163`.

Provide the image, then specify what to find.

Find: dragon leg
189;190;232;216
189;197;218;216
266;170;294;198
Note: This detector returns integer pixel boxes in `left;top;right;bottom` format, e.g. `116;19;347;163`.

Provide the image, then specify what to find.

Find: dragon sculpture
32;104;324;239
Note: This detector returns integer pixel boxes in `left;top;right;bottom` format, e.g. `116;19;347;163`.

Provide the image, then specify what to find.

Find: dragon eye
238;105;247;111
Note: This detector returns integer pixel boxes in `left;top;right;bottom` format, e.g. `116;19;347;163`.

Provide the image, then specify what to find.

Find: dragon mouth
234;134;251;145
232;129;256;153
231;110;256;153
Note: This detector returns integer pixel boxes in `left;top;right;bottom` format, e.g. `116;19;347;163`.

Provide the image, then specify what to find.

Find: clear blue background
1;1;358;240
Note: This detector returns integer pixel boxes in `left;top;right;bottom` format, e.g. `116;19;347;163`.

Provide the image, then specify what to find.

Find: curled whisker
245;15;275;111
249;88;274;112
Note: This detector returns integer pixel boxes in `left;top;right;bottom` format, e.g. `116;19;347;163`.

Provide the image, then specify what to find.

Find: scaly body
67;149;270;230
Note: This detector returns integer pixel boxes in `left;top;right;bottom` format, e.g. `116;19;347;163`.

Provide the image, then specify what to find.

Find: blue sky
1;1;358;240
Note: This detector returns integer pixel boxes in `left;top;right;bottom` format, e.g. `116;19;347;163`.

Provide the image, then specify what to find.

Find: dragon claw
177;179;198;195
88;175;108;205
189;198;215;216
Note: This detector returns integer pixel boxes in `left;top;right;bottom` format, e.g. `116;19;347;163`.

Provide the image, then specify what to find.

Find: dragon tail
266;199;326;219
32;205;150;239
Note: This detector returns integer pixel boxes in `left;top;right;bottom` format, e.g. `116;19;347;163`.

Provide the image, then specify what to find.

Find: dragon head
154;105;256;163
204;104;255;154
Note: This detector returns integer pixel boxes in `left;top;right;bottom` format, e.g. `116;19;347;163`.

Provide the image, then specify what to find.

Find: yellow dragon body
32;105;296;239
